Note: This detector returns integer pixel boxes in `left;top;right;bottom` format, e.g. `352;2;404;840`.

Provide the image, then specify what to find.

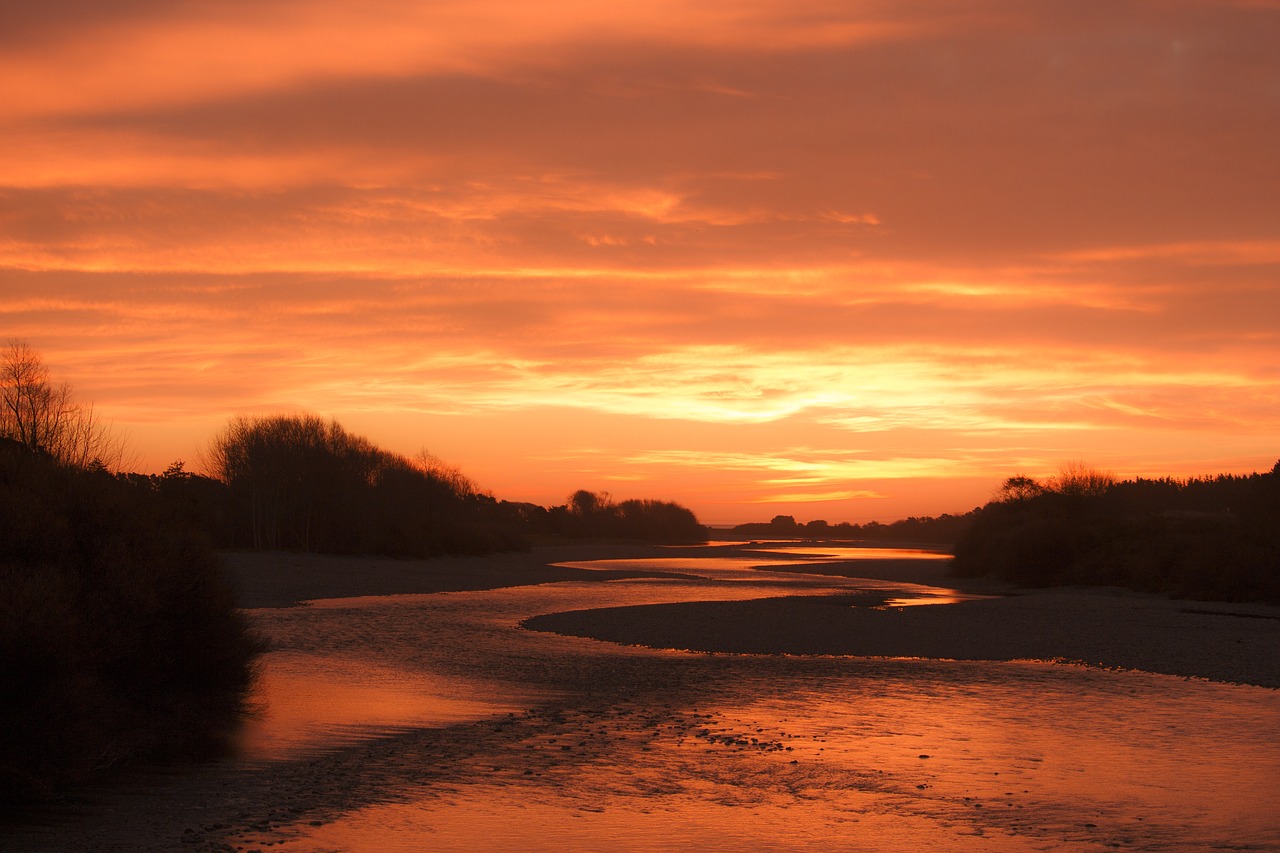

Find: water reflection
238;651;546;761
764;545;952;560
231;546;1278;851
283;659;1280;852
878;591;999;608
287;785;1008;852
554;554;946;590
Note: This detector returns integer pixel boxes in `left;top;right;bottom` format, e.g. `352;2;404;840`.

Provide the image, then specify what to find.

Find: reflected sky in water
229;545;1278;852
238;651;549;762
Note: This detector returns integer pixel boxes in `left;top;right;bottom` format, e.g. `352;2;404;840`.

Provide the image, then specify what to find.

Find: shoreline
223;541;689;609
225;544;1280;688
523;589;1280;688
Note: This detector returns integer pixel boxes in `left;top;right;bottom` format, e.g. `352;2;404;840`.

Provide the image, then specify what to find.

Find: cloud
747;490;887;503
0;0;939;121
3;0;1277;518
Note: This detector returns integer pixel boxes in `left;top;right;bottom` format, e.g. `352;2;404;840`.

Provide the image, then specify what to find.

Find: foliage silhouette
204;418;705;554
545;489;706;543
952;462;1280;602
731;512;972;544
205;414;528;556
0;339;130;470
0;439;260;804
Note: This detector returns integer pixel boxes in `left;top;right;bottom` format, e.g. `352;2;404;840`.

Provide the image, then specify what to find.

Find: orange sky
2;0;1278;524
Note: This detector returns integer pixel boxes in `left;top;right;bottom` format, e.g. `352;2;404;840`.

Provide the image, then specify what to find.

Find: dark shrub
952;461;1280;603
205;415;528;556
0;442;260;804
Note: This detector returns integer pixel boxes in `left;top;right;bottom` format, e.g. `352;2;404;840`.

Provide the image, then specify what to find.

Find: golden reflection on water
878;591;998;608
237;547;1280;852
766;546;953;560
708;668;1280;836
287;786;1017;853
553;555;943;589
276;658;1280;852
238;651;544;761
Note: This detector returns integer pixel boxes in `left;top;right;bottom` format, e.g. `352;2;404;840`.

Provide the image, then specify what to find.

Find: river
7;544;1279;851
242;546;1280;851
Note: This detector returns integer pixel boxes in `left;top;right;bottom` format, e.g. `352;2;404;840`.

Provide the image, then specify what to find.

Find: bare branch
1;339;132;470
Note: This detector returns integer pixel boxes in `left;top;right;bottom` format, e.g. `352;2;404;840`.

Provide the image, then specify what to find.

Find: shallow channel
230;545;1280;852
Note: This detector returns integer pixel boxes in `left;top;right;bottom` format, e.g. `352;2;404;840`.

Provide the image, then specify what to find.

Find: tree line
1;341;708;555
179;415;706;555
730;511;973;544
952;462;1280;602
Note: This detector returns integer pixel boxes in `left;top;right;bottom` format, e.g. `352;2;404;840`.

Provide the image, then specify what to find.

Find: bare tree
1050;460;1115;498
416;449;478;497
1;339;130;470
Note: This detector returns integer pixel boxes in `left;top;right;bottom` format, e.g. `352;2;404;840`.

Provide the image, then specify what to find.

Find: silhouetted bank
0;439;260;805
952;462;1280;603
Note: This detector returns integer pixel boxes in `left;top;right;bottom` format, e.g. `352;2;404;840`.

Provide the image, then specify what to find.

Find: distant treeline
156;414;708;554
952;462;1280;603
730;512;972;544
551;488;706;543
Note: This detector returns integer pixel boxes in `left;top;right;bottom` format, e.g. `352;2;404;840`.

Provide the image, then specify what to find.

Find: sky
2;0;1278;524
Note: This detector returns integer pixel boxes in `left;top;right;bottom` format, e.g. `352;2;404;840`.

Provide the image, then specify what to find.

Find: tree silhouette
953;460;1280;602
994;475;1045;502
204;414;520;555
1049;460;1114;498
0;339;129;470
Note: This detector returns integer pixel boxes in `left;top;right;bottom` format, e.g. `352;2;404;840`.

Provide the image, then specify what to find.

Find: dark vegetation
3;341;259;803
0;439;261;805
200;417;707;555
203;414;530;555
730;460;1280;603
730;511;972;544
952;462;1280;603
551;488;706;544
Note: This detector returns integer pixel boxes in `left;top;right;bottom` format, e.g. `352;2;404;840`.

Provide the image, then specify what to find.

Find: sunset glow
3;1;1277;523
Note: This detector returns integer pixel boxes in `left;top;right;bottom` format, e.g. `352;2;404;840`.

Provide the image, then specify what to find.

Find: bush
204;415;526;556
952;461;1280;603
552;490;707;543
0;441;260;804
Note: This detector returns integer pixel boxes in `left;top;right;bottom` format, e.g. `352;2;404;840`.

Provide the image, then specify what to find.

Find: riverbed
6;543;1279;851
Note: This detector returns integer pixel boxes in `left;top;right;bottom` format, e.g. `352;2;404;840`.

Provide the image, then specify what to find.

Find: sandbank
223;541;689;609
226;543;1280;688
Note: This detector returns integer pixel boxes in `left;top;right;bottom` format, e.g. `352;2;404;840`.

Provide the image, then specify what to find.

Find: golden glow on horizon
3;1;1278;523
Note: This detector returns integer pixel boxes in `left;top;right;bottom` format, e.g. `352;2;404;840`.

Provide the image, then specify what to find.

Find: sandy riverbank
525;588;1280;688
227;543;1280;689
223;541;694;609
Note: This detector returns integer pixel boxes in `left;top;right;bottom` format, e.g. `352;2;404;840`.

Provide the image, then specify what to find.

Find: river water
228;546;1280;852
